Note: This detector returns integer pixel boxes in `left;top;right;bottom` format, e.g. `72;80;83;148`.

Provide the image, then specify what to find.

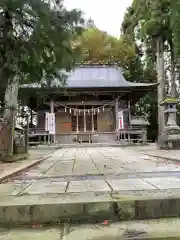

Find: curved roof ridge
66;65;156;88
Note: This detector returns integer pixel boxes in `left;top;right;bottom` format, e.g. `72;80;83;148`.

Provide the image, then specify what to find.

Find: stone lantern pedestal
158;97;180;149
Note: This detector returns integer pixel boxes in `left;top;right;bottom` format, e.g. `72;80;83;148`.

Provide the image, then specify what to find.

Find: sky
64;0;133;38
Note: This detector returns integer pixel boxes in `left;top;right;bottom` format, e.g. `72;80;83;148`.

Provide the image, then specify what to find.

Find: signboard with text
118;111;124;129
45;112;56;134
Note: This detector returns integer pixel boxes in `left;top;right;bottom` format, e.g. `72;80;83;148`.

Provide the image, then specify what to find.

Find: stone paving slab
102;147;180;172
72;163;99;175
4;176;180;196
147;152;180;162
0;183;30;196
0;149;58;182
21;182;68;195
1;218;180;239
128;144;180;162
44;162;74;177
64;218;180;240
107;179;157;191
0;159;50;182
0;228;61;240
144;177;180;190
92;160;127;174
67;180;110;193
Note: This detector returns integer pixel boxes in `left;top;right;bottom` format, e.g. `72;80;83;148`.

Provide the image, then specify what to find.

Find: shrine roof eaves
21;65;157;89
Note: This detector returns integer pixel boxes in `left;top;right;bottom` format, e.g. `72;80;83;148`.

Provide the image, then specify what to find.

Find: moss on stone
0;153;28;163
160;98;180;105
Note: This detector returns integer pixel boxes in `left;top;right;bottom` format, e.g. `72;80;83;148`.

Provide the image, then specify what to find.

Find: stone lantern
158;97;180;149
131;116;150;143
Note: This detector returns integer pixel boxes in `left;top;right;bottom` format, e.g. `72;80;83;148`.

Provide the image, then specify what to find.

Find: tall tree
0;0;83;120
170;0;180;98
77;28;137;66
0;0;83;157
121;0;178;141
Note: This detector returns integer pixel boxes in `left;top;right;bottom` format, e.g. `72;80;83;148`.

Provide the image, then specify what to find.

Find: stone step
1;190;180;226
64;218;180;240
59;143;120;148
58;143;148;148
1;218;180;239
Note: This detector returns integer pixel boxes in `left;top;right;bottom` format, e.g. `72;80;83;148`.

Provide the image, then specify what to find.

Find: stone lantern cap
160;97;180;106
160;97;180;114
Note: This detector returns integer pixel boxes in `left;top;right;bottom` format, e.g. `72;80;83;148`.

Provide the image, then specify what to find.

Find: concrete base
158;125;180;150
158;136;180;150
13;144;26;155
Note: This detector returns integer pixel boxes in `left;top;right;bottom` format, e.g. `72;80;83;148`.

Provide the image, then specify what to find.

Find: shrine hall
19;63;157;144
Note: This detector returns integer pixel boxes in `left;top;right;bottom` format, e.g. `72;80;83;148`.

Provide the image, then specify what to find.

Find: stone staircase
56;132;117;145
92;132;116;143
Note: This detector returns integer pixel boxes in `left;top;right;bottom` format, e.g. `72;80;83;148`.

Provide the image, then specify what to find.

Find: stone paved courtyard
2;146;180;195
1;146;180;225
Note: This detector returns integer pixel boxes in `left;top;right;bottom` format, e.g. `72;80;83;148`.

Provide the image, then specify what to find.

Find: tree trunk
171;47;177;123
157;36;165;138
171;50;177;98
3;76;19;157
4;76;19;121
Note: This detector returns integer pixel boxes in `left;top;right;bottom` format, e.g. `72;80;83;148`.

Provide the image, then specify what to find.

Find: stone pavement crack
41;149;68;176
141;178;160;190
16;182;34;196
71;148;76;175
65;182;70;194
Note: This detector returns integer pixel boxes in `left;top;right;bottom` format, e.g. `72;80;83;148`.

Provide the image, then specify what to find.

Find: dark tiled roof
65;65;155;88
21;65;157;89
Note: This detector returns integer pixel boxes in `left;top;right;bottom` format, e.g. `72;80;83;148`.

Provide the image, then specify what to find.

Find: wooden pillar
76;107;79;132
84;106;86;132
24;115;29;154
50;100;54;113
128;100;132;128
142;127;147;144
50;100;55;143
30;109;33;127
115;98;119;132
48;134;50;145
92;107;94;132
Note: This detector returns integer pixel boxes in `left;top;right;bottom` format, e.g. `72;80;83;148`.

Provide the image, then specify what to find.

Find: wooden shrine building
20;64;157;144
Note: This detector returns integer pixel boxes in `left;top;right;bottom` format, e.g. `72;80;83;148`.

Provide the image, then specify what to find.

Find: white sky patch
64;0;132;37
